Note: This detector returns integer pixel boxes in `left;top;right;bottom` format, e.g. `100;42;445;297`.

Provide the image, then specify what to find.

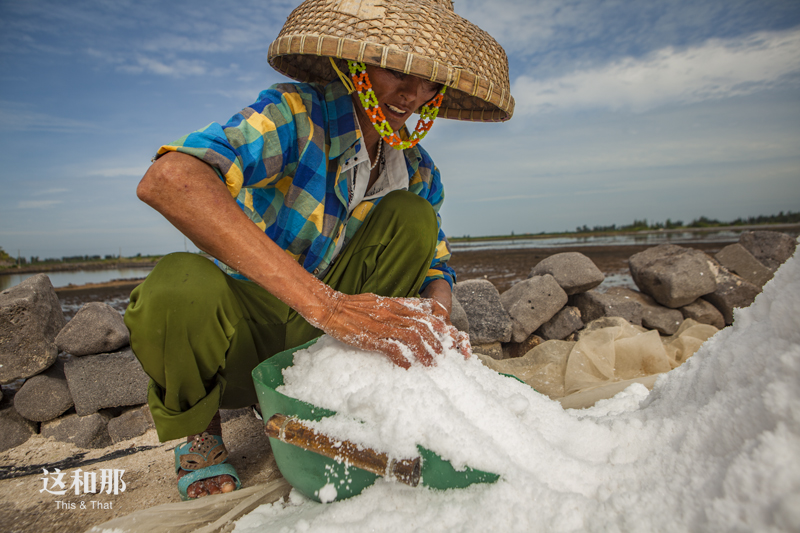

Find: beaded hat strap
347;60;446;150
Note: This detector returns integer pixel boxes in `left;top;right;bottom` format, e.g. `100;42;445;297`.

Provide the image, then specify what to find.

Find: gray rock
739;230;797;271
41;412;112;449
454;279;512;344
64;347;149;416
702;268;760;325
504;333;544;359
604;287;684;335
472;342;504;360
529;252;604;295
0;274;66;384
571;290;643;326
715;243;773;288
220;408;252;424
450;294;469;333
536;306;583;341
628;244;717;308
13;359;73;422
56;302;130;356
679;299;726;330
107;405;154;443
0;404;38;452
500;275;568;343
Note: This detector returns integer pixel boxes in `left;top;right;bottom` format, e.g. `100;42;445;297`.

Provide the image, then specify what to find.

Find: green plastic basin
252;339;499;502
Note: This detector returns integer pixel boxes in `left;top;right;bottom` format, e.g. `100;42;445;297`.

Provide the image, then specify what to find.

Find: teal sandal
174;432;242;501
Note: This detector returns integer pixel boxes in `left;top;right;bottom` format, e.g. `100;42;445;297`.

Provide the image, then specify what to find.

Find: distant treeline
575;211;800;234
0;248;155;267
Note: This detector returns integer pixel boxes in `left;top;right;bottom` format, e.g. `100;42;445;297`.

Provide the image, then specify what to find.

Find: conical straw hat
268;0;514;122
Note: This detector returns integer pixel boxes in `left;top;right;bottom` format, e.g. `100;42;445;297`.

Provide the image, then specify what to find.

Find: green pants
125;191;438;441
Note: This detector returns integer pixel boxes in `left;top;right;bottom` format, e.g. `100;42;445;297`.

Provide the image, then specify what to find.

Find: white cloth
328;122;408;262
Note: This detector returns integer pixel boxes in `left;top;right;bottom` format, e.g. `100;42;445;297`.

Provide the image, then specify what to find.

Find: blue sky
1;0;799;259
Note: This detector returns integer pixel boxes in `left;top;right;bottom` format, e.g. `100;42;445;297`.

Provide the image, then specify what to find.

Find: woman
125;0;513;500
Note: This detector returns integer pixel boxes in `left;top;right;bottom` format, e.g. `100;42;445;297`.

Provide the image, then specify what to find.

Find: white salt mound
236;248;800;533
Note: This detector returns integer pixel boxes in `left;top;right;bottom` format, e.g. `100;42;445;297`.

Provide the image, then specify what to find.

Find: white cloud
88;167;148;178
0;103;101;133
118;56;210;77
512;29;800;115
18;200;62;209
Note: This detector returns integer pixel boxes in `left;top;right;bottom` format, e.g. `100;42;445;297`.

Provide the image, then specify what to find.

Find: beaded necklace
347;60;446;150
370;139;383;171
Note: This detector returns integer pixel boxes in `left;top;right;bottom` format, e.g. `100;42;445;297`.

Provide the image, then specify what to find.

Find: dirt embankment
2;261;158;276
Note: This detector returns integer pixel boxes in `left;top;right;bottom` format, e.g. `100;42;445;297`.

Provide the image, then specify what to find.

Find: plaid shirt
157;80;455;290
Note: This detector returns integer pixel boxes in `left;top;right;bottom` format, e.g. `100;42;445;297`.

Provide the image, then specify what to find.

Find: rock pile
455;230;796;359
0;274;151;453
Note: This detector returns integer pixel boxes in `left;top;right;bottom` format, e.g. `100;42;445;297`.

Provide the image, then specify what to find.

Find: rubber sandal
174;432;242;501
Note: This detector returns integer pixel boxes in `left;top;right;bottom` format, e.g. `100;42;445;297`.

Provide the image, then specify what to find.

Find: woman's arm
138;152;450;367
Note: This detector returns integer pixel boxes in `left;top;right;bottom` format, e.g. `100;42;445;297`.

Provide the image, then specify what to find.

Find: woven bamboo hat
268;0;514;122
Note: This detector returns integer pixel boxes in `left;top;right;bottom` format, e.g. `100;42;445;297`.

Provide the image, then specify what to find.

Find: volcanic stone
220;408;252;424
41;412;112;449
679;299;726;330
739;230;797;271
529;252;604;295
450;294;469;333
472;342;504;360
715;244;773;288
500;275;568;343
536;306;583;341
604;287;684;335
0;274;66;384
504;333;545;359
13;359;73;422
702;269;760;325
628;244;717;308
64;347;149;416
454;279;512;344
0;403;38;452
571;290;643;326
107;405;154;443
56;302;130;356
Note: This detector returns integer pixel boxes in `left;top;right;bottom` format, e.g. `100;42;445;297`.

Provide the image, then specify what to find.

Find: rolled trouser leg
125;253;287;441
285;190;439;348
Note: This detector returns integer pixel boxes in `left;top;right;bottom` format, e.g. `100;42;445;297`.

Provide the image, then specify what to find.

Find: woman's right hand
317;291;455;369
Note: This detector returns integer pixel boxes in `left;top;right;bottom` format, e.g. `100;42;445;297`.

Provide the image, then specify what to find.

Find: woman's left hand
401;296;471;359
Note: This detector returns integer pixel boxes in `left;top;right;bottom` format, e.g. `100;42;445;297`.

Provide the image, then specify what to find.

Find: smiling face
355;65;442;133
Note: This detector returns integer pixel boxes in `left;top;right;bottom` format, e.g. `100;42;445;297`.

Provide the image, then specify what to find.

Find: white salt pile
235;250;800;533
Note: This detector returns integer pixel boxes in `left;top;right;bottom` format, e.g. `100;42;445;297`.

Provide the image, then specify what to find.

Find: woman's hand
420;279;471;360
426;298;471;360
316;291;470;368
318;292;452;368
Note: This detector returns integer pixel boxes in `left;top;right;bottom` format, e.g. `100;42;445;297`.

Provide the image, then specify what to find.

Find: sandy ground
2;242;736;532
0;409;286;533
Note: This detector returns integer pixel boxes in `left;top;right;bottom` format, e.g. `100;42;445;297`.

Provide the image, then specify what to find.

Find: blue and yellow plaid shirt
157;79;455;290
